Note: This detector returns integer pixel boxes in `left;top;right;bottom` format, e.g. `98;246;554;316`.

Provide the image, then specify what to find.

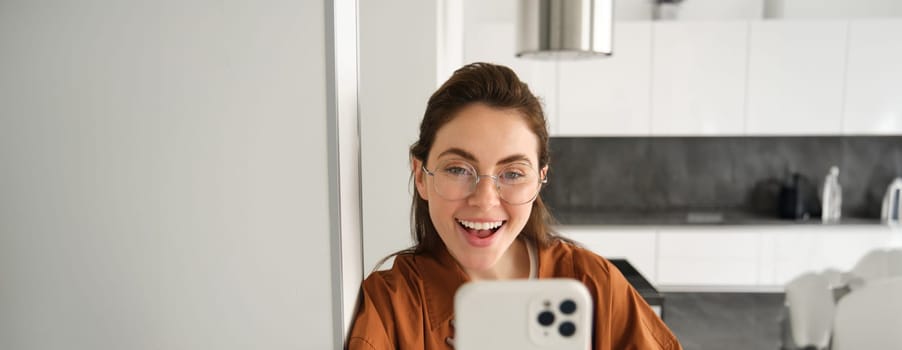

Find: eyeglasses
421;160;547;205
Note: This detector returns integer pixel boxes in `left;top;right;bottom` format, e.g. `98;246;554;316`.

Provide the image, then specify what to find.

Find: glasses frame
421;162;548;205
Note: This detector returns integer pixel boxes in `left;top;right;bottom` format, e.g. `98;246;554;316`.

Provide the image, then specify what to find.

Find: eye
500;170;525;180
442;164;475;177
499;166;532;184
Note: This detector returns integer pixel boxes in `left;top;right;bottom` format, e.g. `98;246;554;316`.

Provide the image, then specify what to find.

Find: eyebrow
436;147;534;166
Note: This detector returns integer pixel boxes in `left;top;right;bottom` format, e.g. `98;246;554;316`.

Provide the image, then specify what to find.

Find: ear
412;157;429;201
540;165;549;183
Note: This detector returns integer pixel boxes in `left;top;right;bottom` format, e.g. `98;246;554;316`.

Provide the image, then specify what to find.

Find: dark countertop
553;210;883;226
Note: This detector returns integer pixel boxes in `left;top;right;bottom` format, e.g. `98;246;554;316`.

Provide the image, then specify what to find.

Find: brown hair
403;62;560;258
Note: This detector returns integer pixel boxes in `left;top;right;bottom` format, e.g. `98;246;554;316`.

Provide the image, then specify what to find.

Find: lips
458;219;503;230
456;218;506;247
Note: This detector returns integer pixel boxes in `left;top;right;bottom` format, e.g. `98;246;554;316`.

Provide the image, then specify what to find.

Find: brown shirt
347;239;682;350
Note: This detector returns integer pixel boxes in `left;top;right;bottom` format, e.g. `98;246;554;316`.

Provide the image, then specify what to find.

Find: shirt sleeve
575;250;683;350
346;274;395;350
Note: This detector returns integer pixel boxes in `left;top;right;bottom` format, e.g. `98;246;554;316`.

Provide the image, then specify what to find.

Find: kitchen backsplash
543;136;902;219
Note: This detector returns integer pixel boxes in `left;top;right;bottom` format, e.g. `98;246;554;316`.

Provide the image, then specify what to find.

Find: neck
465;238;530;281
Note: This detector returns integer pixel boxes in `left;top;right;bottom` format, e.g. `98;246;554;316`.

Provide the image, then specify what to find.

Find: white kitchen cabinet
463;21;559;132
557;226;658;282
765;228;817;285
756;230;777;285
557;22;653;136
892;227;902;246
557;224;899;291
842;19;902;135
656;228;762;286
746;20;848;135
651;21;748;135
750;226;894;286
806;227;896;272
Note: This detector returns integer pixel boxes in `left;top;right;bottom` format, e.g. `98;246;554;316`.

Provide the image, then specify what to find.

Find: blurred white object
821;166;842;224
882;177;902;225
781;248;902;349
843;248;902;290
782;272;835;349
820;268;844;289
832;277;902;350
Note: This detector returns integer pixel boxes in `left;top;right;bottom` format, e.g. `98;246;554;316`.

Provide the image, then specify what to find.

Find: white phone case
454;279;593;350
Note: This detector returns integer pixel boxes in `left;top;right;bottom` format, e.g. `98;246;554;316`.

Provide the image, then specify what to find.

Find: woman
347;63;681;349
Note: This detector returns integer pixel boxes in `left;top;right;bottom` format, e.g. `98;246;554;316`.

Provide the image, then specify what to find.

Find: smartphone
454;279;593;350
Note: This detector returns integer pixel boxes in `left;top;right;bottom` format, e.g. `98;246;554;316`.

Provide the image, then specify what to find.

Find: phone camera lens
559;299;577;314
537;311;555;326
559;321;576;337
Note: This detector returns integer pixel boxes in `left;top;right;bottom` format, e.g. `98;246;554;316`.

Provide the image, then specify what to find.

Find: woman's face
414;103;546;276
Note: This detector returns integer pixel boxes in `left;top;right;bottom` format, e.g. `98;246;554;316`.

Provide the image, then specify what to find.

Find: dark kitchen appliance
778;173;821;220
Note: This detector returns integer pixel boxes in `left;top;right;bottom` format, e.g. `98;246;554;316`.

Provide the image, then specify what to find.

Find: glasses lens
430;161;543;205
432;161;477;201
496;164;541;205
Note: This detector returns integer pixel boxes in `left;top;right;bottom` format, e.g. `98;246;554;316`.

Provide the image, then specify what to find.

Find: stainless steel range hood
517;0;614;59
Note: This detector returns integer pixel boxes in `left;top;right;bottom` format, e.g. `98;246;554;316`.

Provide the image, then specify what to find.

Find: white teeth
457;219;504;231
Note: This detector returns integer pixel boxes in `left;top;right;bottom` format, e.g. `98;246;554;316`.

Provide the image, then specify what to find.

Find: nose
468;175;501;208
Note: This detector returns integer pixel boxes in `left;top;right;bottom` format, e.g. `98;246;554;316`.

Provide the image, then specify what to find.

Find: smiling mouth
456;219;506;238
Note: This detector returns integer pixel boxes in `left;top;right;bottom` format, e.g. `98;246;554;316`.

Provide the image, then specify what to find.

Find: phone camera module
537;311;555;326
558;321;577;337
559;299;577;315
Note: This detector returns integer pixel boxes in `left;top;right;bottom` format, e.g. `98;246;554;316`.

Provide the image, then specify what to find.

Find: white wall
359;0;438;271
617;0;765;20
0;1;342;349
766;0;902;18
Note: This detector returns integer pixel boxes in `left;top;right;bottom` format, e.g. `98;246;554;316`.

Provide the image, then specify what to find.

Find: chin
453;249;502;272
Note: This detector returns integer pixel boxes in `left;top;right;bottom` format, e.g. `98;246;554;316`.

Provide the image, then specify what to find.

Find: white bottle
881;177;902;225
822;166;842;223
